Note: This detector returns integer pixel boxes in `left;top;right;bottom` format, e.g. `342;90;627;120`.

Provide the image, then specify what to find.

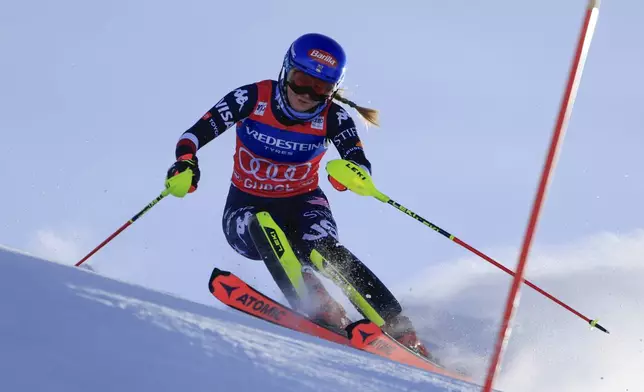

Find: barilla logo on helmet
308;49;337;68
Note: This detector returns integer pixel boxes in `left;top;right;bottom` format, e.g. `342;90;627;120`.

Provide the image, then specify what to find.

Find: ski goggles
286;69;335;101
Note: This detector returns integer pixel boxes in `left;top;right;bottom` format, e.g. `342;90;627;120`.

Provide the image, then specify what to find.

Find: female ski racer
165;33;429;357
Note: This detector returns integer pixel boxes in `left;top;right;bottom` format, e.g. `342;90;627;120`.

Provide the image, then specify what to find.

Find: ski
209;268;469;381
209;267;350;346
346;319;467;379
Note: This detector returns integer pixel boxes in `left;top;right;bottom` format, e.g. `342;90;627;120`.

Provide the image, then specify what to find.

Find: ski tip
345;319;380;343
346;319;372;330
208;267;231;294
345;319;371;338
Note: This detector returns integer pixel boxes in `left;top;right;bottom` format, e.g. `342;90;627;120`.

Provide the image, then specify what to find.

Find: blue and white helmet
277;33;347;121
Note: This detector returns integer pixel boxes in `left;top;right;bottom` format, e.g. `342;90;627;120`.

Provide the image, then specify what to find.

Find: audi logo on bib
235;147;318;196
239;147;312;182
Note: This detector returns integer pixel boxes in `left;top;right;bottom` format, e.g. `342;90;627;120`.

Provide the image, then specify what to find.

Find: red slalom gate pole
483;1;601;391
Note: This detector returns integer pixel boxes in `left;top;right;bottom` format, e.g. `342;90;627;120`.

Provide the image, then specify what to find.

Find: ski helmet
277;33;347;121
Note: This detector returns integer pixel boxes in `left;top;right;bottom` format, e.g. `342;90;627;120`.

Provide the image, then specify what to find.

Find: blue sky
4;1;639;277
2;0;644;389
2;0;642;295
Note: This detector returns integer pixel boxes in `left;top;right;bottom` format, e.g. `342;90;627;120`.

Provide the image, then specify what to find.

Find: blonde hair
333;89;380;127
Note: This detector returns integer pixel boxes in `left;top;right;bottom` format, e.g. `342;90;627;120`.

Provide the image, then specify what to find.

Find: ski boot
383;314;431;359
302;267;351;331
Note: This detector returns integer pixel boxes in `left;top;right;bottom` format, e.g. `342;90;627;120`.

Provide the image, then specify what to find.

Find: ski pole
74;168;195;267
325;159;609;334
74;189;171;267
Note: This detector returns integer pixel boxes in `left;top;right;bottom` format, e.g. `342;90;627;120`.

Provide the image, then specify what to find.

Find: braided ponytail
333;89;380;127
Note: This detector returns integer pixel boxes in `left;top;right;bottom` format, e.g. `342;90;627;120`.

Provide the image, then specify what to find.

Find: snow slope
0;247;490;392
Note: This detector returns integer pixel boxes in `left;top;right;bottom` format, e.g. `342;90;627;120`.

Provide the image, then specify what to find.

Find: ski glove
328;175;348;192
166;154;200;197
